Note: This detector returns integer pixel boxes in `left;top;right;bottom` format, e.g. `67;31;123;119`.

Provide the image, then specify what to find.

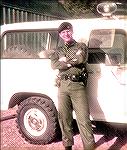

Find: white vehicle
1;3;127;145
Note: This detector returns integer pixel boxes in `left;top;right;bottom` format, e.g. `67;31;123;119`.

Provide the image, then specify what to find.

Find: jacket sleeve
50;51;69;70
68;43;88;66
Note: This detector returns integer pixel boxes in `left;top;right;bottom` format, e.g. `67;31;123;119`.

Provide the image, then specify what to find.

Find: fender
8;92;52;109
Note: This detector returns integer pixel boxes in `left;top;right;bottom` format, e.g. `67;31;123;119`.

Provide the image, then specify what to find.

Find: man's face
59;29;73;43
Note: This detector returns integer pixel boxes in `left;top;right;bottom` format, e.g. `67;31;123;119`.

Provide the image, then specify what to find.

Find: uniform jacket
49;40;88;76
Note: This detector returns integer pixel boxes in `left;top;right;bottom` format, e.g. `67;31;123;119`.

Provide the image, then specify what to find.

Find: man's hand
59;56;67;62
76;50;82;55
67;64;72;67
59;57;72;68
72;58;77;62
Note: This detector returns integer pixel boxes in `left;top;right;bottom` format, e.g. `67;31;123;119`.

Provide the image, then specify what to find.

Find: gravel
1;107;127;150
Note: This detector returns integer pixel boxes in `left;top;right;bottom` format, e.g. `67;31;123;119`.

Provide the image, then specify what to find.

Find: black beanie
58;22;73;33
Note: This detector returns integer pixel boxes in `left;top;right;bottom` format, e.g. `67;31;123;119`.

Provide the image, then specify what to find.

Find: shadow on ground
93;121;127;149
55;120;127;149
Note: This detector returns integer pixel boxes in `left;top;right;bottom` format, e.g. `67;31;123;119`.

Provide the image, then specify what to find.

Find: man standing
49;22;95;150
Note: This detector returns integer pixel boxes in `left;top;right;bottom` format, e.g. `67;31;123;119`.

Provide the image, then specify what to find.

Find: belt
60;74;83;82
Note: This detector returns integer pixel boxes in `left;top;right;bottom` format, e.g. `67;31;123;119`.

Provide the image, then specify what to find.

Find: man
49;22;95;150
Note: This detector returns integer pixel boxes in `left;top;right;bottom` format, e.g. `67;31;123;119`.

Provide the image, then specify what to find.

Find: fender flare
8;92;52;109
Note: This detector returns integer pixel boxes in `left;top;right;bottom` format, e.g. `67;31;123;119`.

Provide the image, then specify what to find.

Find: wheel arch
8;92;52;109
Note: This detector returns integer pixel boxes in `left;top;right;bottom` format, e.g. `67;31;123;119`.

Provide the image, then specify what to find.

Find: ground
1;107;127;150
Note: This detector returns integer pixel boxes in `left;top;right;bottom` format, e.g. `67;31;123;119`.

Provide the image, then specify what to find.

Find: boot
65;146;72;150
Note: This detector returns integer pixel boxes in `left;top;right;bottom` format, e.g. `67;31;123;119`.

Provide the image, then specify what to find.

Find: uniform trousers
58;79;95;150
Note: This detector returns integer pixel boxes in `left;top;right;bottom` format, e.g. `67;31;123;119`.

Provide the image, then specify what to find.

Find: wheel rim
24;108;47;136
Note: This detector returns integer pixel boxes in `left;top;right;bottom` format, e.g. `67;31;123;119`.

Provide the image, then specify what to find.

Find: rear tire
16;96;58;144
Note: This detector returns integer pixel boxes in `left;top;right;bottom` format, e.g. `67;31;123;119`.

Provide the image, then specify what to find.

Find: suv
1;2;127;145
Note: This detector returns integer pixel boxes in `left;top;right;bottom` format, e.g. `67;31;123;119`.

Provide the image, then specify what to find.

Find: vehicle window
88;29;115;49
1;31;58;59
88;29;127;65
106;30;126;65
88;50;105;64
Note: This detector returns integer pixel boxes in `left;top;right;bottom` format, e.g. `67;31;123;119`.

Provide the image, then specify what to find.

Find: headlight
97;2;117;17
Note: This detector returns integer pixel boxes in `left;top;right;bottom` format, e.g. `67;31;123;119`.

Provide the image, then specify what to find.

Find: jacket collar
64;40;76;48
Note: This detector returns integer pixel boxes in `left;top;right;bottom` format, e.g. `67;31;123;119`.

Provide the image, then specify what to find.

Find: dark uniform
49;22;95;150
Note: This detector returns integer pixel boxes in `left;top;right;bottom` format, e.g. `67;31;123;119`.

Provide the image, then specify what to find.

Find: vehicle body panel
1;18;127;124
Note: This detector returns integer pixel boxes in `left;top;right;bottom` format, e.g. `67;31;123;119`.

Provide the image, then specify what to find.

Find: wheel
16;96;59;144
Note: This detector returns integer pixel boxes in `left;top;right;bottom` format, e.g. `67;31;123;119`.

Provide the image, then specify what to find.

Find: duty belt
60;73;87;82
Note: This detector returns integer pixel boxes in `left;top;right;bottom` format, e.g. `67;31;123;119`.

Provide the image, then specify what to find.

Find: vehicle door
87;29;127;124
1;30;59;110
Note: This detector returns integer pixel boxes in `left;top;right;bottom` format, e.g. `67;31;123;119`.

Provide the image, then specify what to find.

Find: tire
16;96;59;145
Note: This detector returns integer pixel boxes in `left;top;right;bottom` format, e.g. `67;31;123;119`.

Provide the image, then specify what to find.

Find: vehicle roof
1;18;127;37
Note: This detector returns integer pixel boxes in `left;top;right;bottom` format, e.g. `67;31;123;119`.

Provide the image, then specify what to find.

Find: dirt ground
1;107;127;150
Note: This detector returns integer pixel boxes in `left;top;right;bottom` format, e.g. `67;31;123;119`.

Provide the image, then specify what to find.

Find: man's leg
70;82;95;150
58;81;74;147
